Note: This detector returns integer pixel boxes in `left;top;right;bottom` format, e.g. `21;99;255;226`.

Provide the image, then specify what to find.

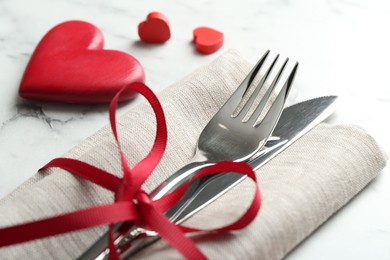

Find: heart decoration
138;12;171;43
19;20;145;104
193;27;224;54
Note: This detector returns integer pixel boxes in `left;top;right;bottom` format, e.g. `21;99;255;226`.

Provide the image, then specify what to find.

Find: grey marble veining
0;0;389;259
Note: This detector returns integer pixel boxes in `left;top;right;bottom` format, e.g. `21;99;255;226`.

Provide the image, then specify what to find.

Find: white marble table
1;0;389;259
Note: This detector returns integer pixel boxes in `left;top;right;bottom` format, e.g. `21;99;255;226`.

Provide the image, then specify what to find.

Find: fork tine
220;50;270;112
245;57;289;124
243;50;271;95
251;62;298;129
235;54;280;120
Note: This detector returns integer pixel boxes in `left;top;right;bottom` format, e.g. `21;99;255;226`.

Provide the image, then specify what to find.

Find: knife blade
166;95;339;225
79;95;338;259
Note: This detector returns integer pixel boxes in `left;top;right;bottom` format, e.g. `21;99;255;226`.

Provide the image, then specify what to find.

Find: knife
165;95;339;225
79;95;338;259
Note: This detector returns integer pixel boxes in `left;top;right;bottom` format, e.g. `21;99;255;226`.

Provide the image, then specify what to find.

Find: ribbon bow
0;83;261;259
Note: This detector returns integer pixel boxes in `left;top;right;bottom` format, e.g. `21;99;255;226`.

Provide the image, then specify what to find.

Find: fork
79;50;298;259
151;50;296;200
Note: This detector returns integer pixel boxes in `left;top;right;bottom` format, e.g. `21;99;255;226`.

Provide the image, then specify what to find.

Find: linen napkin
0;49;387;259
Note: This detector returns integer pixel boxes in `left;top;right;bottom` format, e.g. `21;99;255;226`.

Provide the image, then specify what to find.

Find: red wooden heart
138;12;171;43
193;27;224;55
19;20;145;104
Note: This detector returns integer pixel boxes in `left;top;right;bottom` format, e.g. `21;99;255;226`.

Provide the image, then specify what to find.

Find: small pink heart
193;27;224;54
19;20;145;104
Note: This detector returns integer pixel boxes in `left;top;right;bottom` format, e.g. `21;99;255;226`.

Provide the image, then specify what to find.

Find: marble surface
1;0;389;259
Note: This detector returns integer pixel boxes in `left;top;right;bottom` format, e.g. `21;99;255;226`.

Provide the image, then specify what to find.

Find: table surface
1;0;389;259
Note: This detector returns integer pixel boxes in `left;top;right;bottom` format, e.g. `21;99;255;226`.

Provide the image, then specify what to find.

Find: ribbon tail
0;202;138;247
140;201;206;260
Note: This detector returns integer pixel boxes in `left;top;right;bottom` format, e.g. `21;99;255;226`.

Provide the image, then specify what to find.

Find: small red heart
138;12;171;43
19;21;145;104
193;27;224;55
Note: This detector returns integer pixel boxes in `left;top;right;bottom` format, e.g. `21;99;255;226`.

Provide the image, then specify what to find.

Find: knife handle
116;172;247;258
78;161;212;260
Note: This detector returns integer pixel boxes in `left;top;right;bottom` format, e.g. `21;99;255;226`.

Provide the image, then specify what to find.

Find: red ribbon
0;83;262;259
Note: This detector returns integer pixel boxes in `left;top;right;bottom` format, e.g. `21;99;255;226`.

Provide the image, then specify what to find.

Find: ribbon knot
133;190;152;205
114;182;152;229
0;82;262;260
132;190;156;229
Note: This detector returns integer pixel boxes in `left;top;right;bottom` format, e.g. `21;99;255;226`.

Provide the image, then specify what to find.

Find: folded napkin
0;50;387;259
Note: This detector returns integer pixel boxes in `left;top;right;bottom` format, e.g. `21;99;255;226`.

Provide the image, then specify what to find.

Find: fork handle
78;161;212;260
119;172;250;258
150;161;212;199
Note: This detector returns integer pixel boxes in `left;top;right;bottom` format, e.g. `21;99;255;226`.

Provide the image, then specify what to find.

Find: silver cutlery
151;51;297;200
123;96;339;258
166;95;339;225
79;50;298;259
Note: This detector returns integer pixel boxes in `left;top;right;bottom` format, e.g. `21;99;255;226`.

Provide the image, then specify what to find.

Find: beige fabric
0;50;387;259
